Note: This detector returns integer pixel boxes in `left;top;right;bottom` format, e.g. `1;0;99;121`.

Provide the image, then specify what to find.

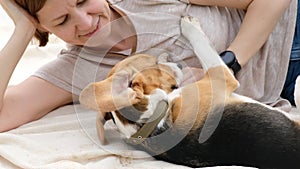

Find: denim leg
291;0;300;61
281;0;300;105
281;60;300;105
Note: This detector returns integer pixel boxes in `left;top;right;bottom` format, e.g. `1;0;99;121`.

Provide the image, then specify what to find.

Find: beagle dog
79;16;300;168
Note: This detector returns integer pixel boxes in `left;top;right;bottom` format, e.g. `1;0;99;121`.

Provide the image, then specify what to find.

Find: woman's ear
36;24;48;32
33;23;50;46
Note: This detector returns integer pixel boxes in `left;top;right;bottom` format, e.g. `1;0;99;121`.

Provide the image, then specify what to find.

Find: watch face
221;51;235;66
220;50;241;75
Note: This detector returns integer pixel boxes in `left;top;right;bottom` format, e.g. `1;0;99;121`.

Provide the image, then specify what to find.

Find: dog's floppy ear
80;70;142;145
79;70;142;113
95;111;113;144
96;113;106;144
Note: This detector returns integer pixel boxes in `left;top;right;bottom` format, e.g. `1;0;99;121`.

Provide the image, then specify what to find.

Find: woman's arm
0;0;36;110
189;0;253;9
189;0;292;67
0;77;73;132
0;0;73;131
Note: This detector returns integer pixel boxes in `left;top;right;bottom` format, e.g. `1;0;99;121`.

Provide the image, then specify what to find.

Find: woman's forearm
227;0;291;67
189;0;252;9
189;0;291;67
0;26;35;110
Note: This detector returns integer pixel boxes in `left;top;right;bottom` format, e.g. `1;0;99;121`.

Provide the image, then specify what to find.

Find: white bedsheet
1;104;256;169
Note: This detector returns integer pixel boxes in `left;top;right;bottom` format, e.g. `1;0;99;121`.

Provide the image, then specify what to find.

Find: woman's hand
180;67;205;87
0;0;37;30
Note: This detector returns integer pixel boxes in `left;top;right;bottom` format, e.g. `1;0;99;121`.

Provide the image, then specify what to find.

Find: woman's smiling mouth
81;18;101;37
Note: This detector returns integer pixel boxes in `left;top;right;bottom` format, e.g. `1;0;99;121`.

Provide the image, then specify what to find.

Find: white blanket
1;104;258;169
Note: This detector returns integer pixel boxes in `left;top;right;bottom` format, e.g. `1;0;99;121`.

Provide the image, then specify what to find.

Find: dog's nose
177;63;182;70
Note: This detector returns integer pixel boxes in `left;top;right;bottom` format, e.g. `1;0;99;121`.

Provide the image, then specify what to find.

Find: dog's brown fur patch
170;66;239;132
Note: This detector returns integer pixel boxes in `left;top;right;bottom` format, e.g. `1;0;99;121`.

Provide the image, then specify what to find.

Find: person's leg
281;0;300;106
281;60;300;106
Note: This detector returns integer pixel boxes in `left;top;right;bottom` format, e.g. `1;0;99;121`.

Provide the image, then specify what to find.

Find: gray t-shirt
33;0;297;111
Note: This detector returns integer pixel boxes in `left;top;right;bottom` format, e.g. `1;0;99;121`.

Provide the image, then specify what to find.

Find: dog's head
79;54;183;144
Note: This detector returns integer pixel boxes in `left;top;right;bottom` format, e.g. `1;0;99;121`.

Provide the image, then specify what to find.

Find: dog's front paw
181;16;205;42
150;89;168;103
158;53;169;63
140;89;168;121
148;89;168;111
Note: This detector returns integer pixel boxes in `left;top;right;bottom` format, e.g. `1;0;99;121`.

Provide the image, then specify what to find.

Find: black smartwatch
219;51;241;75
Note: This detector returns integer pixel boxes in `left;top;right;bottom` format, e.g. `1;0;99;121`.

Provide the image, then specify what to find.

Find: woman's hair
15;0;48;46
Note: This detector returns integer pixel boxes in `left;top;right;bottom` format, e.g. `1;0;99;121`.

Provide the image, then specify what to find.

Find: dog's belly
132;102;300;168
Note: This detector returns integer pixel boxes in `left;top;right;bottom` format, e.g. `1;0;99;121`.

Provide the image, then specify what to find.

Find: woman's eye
77;0;87;6
58;15;68;26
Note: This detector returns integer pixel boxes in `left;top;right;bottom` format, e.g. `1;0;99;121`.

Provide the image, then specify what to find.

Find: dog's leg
158;53;169;62
141;89;169;127
180;16;241;143
180;16;228;72
180;16;239;93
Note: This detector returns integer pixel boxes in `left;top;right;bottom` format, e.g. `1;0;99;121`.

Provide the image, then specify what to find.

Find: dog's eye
171;85;178;90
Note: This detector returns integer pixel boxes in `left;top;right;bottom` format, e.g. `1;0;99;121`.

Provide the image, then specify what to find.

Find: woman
0;0;294;132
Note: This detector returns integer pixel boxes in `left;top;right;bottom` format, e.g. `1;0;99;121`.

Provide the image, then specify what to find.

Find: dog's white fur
111;111;137;138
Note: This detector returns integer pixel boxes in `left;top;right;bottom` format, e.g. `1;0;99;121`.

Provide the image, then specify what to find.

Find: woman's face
37;0;112;45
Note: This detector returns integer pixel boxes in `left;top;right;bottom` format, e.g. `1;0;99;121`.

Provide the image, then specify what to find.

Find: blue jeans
281;60;300;106
281;1;300;105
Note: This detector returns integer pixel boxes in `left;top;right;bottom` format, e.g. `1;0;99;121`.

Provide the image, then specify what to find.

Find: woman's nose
73;10;93;30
